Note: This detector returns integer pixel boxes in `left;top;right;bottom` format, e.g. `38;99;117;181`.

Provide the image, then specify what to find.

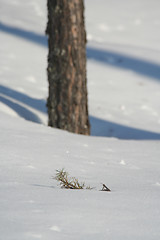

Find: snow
0;0;160;239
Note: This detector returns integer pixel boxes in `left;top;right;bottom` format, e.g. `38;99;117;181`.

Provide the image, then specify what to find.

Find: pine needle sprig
54;169;92;190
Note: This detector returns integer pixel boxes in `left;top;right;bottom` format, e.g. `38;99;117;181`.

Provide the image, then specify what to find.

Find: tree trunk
46;0;90;135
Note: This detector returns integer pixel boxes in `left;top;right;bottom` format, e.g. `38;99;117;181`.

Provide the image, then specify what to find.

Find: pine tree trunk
46;0;90;135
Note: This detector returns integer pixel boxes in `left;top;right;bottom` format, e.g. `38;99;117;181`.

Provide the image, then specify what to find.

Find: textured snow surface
0;0;160;239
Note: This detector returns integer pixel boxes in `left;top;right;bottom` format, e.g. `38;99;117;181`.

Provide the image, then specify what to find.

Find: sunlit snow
0;0;160;239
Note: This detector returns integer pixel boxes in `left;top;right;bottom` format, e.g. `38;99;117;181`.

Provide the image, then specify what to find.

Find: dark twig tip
101;183;111;191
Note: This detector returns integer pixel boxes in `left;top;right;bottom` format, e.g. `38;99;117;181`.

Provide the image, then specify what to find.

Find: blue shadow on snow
0;95;42;124
0;85;46;124
90;116;160;140
0;21;47;47
1;22;160;81
0;85;46;113
87;47;160;81
1;85;160;140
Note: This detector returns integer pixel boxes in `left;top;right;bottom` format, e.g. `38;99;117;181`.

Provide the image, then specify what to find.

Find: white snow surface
0;0;160;239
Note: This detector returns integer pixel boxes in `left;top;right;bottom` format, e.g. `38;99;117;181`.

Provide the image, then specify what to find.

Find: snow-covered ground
0;0;160;239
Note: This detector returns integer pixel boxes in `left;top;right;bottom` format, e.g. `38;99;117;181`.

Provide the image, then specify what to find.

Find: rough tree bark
46;0;90;135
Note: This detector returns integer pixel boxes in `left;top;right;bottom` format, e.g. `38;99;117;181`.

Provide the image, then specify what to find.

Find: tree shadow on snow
90;116;160;140
0;21;47;47
0;85;46;113
0;85;46;124
87;47;160;82
0;95;43;124
1;22;160;81
1;85;160;140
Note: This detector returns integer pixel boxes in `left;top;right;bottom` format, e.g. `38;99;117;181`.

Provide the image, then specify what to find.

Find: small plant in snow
54;169;92;190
